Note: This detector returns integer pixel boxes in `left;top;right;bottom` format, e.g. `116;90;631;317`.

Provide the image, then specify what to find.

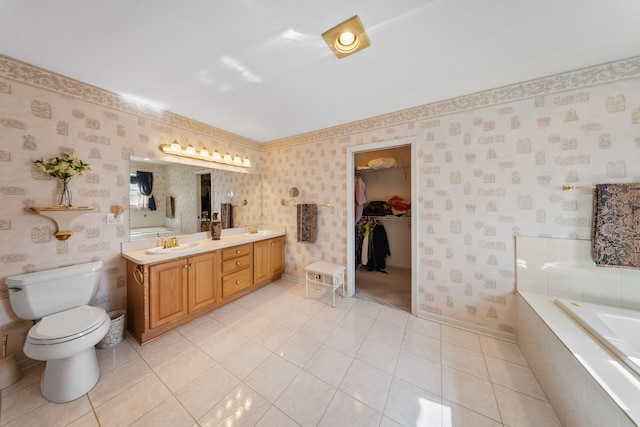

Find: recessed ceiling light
322;15;370;59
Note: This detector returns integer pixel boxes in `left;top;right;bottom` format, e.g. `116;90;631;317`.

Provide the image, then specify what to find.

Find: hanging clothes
365;222;390;272
355;175;367;222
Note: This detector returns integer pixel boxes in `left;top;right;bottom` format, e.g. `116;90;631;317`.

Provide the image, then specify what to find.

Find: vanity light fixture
159;140;252;168
322;15;371;59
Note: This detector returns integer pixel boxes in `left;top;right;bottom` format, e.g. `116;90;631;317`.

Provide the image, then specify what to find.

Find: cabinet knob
236;250;241;254
236;261;241;266
236;280;240;284
184;264;188;269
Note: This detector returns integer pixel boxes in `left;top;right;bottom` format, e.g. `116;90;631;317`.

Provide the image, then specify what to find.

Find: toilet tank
6;261;104;320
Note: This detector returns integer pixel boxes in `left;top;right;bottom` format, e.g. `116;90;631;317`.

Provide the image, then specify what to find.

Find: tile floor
0;279;562;427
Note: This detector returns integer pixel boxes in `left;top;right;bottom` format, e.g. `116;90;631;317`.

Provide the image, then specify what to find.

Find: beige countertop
121;228;285;265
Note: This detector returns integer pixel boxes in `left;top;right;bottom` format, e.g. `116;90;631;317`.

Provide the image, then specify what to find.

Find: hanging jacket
366;223;390;271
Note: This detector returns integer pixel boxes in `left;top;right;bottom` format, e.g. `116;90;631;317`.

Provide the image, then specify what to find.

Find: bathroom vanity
121;230;284;344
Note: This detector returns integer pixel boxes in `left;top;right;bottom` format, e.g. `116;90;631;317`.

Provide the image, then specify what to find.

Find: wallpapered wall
0;54;261;330
262;58;640;335
1;53;639;338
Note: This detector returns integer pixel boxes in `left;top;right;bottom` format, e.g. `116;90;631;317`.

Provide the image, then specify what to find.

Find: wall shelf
31;206;94;240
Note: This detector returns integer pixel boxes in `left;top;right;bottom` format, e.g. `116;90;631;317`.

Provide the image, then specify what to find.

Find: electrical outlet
107;213;123;225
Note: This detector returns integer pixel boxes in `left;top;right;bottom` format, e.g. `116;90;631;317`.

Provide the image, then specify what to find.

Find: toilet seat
28;306;109;345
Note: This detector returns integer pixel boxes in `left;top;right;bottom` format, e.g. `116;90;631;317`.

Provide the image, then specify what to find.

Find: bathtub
555;298;640;377
129;226;177;241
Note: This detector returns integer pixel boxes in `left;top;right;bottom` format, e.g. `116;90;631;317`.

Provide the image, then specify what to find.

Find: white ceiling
1;1;640;143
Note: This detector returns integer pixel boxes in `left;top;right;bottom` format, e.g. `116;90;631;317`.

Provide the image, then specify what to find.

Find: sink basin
244;230;273;236
145;241;200;255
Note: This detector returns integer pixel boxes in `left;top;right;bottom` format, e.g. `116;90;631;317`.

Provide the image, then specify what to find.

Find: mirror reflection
129;157;262;240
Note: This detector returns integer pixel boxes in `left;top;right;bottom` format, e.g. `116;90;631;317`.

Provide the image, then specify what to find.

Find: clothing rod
562;185;596;191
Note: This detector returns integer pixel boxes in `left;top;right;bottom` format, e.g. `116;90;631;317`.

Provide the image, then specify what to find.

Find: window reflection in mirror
129;157;262;241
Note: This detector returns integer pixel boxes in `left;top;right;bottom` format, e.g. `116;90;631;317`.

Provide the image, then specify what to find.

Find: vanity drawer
222;254;250;274
222;268;252;297
222;244;251;260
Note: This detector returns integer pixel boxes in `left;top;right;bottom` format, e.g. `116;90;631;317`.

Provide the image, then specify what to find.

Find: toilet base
40;346;100;403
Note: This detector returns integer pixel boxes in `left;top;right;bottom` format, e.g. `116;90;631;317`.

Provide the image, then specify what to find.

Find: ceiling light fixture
322;15;371;59
160;141;251;168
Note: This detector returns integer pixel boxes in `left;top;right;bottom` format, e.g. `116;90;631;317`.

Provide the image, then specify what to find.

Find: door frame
346;136;417;314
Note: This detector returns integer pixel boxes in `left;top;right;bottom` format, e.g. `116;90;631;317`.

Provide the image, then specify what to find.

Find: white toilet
6;260;110;403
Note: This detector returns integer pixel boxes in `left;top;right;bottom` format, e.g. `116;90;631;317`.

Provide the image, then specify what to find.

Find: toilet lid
29;306;108;343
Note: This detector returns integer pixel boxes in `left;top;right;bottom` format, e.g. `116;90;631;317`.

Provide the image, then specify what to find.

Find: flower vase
59;179;72;207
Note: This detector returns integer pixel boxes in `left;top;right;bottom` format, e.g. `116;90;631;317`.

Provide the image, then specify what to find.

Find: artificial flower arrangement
33;153;91;206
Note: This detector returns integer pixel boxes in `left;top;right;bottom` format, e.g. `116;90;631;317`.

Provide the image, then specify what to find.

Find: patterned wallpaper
1;53;639;337
0;55;261;332
262;58;640;335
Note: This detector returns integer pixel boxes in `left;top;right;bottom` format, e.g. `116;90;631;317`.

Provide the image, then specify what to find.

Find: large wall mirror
129;157;262;240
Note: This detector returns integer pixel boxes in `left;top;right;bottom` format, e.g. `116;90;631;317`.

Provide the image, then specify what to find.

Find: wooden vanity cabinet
253;236;284;285
148;251;220;329
148;258;188;329
221;244;252;298
188;251;221;312
127;238;283;344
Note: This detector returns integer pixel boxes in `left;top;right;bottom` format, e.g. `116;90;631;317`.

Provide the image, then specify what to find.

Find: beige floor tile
276;331;322;367
443;399;504;427
2;395;91;427
220;340;271;379
174;362;240;420
318;390;383;427
66;411;100;427
356;336;400;374
402;329;441;363
479;335;528;366
255;405;300;427
324;326;365;357
394;351;442;396
244;354;300;402
441;341;489;380
384;378;443;427
88;356;153;408
0;381;48;425
132;331;197;370
129;396;195;427
153;346;215;392
94;375;171;427
442;365;501;422
441;325;482;352
304;345;353;388
198;383;271;427
4;281;558;427
484;355;547;401
493;384;562;427
96;339;141;375
338;360;392;412
275;371;336;426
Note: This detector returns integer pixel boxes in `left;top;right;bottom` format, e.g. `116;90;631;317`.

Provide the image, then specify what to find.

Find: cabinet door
271;236;285;276
149;259;188;329
253;239;270;284
188;251;221;312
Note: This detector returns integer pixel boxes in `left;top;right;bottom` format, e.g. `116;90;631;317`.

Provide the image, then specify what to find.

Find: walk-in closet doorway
346;137;417;313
